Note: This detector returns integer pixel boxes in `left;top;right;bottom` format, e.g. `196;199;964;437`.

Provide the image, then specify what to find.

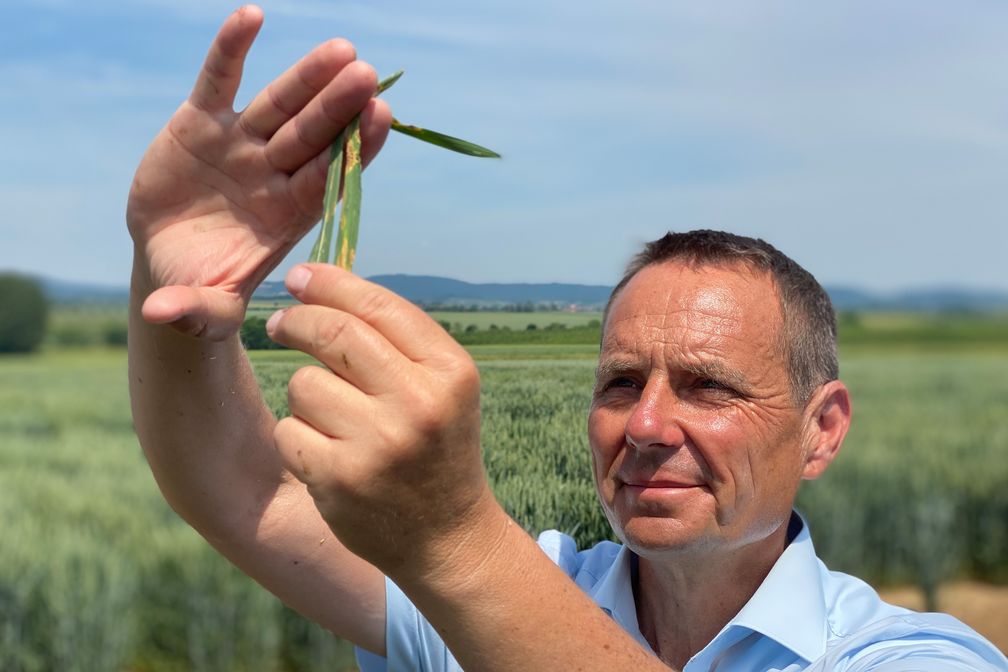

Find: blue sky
3;1;1007;291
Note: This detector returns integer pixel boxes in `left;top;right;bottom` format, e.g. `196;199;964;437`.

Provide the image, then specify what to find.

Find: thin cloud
2;1;1007;290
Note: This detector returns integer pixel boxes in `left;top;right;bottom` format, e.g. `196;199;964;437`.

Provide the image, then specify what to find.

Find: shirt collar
721;511;828;662
586;511;827;663
586;543;654;652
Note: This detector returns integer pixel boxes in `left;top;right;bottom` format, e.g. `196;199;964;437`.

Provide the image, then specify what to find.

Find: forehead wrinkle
599;316;772;396
598;324;744;382
599;261;792;404
601;269;776;371
607;307;742;338
679;357;750;392
602;314;733;366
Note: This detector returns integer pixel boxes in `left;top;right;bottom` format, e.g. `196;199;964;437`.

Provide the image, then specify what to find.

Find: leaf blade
309;127;348;264
391;118;500;158
334;117;363;270
376;70;404;96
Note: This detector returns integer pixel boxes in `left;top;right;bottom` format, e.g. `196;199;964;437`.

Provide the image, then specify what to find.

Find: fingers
239;38;357;140
274;416;348;490
358;97;393;169
280;264;467;365
287;98;392;217
286;365;367;437
264;60;378;174
190;5;264;112
141;286;245;341
267;303;411;395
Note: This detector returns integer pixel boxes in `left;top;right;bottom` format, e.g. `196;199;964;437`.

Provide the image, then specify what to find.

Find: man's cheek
588;446;611;493
586;415;610;467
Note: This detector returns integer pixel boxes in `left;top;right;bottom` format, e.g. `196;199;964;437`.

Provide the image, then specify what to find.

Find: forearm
393;496;667;672
128;258;389;651
127;256;286;536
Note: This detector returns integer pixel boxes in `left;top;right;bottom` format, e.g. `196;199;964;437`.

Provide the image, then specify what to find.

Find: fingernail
266;309;286;336
287;265;312;295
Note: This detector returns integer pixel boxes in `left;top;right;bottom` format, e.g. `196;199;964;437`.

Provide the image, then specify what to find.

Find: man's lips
619;480;709;506
626;481;699;488
619;477;706;489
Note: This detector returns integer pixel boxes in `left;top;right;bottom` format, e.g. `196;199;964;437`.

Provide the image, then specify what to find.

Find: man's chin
614;516;717;557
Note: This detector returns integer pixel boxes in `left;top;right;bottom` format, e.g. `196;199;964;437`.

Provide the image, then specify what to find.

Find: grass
0;349;358;671
426;310;602;331
2;315;1006;667
246;303;603;331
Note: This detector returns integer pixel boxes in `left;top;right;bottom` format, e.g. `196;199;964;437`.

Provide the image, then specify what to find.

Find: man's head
589;230;851;560
603;230;838;405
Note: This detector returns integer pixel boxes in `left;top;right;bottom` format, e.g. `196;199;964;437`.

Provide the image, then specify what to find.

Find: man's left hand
267;263;501;584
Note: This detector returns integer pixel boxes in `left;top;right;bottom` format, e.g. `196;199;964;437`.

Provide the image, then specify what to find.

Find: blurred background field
1;307;1006;669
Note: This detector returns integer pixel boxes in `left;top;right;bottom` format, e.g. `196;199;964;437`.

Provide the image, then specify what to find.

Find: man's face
589;261;810;558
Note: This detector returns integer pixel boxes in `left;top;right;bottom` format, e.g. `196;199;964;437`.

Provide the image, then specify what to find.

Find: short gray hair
604;230;838;404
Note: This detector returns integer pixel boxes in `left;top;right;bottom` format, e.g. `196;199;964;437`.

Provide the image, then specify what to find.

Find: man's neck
632;522;792;670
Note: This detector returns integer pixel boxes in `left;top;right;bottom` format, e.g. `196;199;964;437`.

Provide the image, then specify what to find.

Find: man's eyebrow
594;358;640;382
681;360;752;392
594;357;753;393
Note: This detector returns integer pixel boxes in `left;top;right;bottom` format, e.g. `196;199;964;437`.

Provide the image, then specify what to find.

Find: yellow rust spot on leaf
345;139;360;167
337;237;355;270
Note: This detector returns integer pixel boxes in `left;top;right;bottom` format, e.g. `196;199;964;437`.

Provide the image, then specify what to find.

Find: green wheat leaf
309;127;348;264
377;70;404;95
335;117;362;270
309;69;499;268
390;118;501;158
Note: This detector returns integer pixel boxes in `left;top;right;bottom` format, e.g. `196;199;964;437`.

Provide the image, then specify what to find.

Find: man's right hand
126;4;391;340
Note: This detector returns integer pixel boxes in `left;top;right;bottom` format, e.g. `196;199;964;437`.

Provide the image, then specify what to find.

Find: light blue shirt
356;514;1007;671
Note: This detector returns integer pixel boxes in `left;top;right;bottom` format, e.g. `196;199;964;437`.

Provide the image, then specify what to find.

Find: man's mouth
627;480;698;488
620;474;705;489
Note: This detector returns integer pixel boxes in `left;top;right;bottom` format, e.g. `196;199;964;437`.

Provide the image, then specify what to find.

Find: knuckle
312;316;351;353
176;315;209;339
454;357;481;391
267;82;296;117
442;354;481;397
273;416;299;448
412;411;443;439
288;365;326;404
412;392;441;431
354;287;395;324
407;381;451;438
292;114;314;150
201;58;228;83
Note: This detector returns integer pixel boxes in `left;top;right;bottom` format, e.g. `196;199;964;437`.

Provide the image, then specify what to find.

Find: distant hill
370;275;614;308
827;285;1008;313
255;275;615;308
25;273;1008;313
38;277;129;304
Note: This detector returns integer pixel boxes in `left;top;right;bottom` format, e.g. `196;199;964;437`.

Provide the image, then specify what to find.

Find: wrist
129;252;157;307
387;486;515;597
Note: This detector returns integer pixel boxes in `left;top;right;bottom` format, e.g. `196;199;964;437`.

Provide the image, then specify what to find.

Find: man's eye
598;376;638;393
698;379;734;394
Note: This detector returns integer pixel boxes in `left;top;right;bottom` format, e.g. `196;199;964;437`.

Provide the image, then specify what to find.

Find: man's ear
800;380;851;480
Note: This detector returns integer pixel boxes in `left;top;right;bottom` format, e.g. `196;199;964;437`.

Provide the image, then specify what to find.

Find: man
128;7;1006;671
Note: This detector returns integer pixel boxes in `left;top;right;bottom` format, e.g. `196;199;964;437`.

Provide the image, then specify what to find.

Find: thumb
141;285;246;341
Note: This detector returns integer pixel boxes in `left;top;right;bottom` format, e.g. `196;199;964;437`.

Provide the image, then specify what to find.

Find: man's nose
624;377;686;451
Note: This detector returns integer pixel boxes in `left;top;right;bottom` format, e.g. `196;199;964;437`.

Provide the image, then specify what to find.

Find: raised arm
130;7;670;668
126;5;390;653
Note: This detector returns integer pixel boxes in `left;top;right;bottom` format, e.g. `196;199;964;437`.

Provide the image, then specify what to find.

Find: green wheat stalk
309;70;500;270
